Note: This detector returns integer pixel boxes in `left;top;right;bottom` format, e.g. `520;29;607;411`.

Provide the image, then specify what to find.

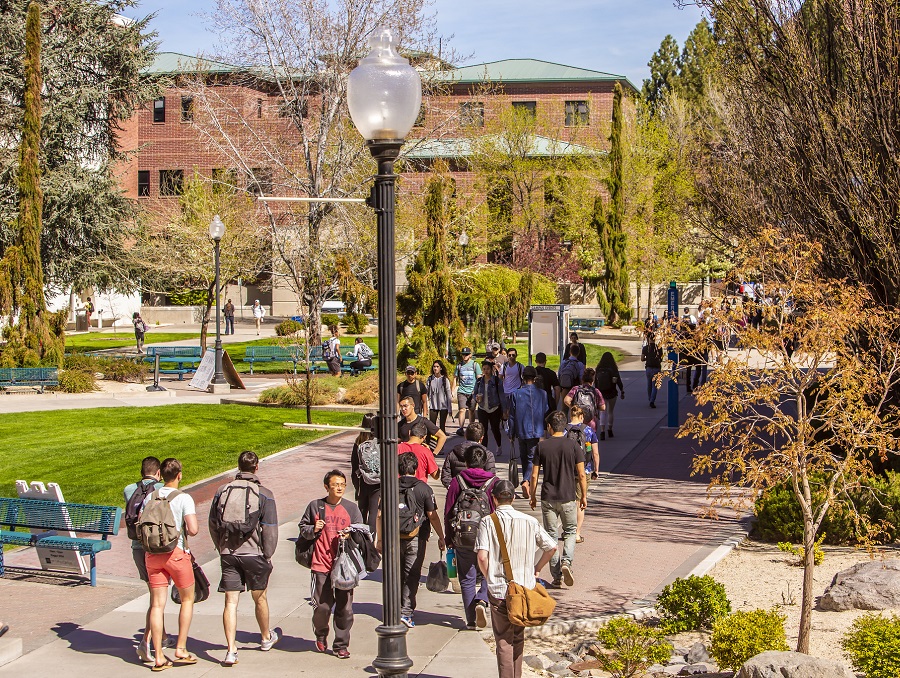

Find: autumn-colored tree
0;1;65;368
663;231;900;654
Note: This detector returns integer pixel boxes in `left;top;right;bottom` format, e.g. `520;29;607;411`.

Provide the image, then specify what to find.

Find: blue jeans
455;546;486;625
224;316;234;335
519;438;539;486
541;500;577;582
646;368;661;403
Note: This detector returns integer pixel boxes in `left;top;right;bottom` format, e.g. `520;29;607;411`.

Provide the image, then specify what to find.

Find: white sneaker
561;563;574;587
223;650;238;666
260;628;280;651
136;642;154;664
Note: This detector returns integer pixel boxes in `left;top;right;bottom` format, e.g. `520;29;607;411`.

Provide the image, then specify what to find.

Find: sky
133;0;706;89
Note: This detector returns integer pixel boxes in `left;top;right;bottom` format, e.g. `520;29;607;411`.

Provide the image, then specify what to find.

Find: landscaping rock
545;652;568;664
679;664;710;675
736;651;854;678
673;647;690;656
569;658;603;672
524;654;554;671
687;642;710;664
819;559;900;611
647;664;668;675
549;660;572;674
669;655;687;664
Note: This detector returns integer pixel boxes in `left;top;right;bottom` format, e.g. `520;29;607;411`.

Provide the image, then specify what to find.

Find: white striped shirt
475;504;556;599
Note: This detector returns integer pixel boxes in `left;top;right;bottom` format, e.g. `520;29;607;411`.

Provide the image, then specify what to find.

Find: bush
102;359;146;383
842;613;900;678
64;353;103;372
595;617;672;678
345;313;368;334
275;319;304;336
710;609;789;671
656;575;732;633
777;533;825;566
59;369;97;393
321;313;340;330
343;371;379;405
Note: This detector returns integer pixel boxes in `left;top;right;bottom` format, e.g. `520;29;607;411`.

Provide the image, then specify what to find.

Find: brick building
117;52;636;316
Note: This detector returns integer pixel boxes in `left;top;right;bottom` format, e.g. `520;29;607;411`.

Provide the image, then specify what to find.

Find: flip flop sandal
173;653;198;666
0;625;8;638
151;659;174;672
575;536;585;544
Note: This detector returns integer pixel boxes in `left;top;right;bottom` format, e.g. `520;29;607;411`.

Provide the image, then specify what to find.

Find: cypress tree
594;82;631;323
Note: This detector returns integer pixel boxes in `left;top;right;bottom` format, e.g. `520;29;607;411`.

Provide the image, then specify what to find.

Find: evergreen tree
594;82;631;323
642;35;681;114
0;0;64;367
678;19;717;105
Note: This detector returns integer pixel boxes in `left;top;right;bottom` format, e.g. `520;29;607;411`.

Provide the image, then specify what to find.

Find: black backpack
451;476;495;551
398;484;422;539
322;340;334;360
571;385;597;423
566;423;590;466
125;478;158;541
595;367;615;392
558;358;581;390
210;480;263;551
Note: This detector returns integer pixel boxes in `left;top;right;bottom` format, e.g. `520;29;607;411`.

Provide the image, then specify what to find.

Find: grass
221;335;379;374
504;342;624;370
0;405;361;508
66;331;200;351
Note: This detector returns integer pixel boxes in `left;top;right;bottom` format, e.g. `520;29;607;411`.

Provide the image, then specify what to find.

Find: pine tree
594;82;631;323
0;0;64;367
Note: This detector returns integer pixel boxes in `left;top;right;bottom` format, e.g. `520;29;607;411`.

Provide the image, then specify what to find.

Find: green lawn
66;332;200;351
505;342;623;370
222;336;379;374
0;405;361;507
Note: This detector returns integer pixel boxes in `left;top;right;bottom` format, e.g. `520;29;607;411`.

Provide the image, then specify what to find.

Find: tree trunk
646;279;652;317
200;282;214;357
636;281;642;321
797;517;815;653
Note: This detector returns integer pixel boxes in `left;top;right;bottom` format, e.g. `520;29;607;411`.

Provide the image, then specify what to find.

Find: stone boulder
736;651;854;678
820;559;900;611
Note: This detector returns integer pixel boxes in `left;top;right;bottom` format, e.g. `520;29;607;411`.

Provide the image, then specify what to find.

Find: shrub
710;609;789;671
656;575;732;633
59;369;97;393
842;613;900;678
345;313;368;335
343;371;379;405
102;359;146;383
275;319;304;336
777;533;825;566
64;353;103;372
321;313;340;330
595;617;672;678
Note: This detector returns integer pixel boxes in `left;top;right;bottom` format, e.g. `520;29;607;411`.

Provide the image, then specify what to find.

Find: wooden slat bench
0;497;121;586
0;367;59;393
143;347;202;380
244;346;302;374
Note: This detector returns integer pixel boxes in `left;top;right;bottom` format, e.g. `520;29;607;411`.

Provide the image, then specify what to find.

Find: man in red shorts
143;458;200;670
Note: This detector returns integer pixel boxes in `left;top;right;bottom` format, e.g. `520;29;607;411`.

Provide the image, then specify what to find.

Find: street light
209;214;229;394
347;26;421;678
458;229;469;265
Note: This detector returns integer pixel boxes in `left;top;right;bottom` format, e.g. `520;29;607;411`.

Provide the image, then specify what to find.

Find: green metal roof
438;59;634;88
144;52;244;76
404;134;602;160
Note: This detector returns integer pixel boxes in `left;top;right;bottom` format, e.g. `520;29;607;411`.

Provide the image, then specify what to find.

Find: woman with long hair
474;361;505;452
350;413;380;534
594;351;625;439
426;360;452;433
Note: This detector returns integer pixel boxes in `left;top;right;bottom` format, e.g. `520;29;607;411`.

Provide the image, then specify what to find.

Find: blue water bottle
446;547;457;578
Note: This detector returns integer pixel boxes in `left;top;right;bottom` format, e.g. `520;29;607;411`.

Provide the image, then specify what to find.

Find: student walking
298;470;363;659
139;458;200;670
252;300;265;335
529;411;587;589
124;456;170;664
209;451;280;666
508;366;548;499
132;312;148;354
398;366;428;415
642;334;663;408
398;420;440;482
565;405;599;543
563;367;606;433
441;422;496;488
426;360;453;433
398;396;447;456
534;352;559;413
350;413;380;534
476;480;556;678
594;352;625;439
474;361;505;452
452;348;481;434
223;299;235;335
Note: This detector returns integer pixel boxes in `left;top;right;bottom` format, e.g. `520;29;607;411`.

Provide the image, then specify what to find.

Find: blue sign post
667;281;679;428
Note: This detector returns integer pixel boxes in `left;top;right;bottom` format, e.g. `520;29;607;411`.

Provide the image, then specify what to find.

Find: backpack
450;476;495;551
558;358;581;390
566;423;590;466
137;489;183;554
571;385;596;423
595;367;615;392
322;340;334;360
357;438;380;485
357;342;373;359
125;478;158;541
210;479;263;551
398;484;422;539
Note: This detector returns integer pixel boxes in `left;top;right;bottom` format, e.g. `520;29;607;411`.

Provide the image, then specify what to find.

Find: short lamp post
209;215;229;393
458;229;469;266
347;26;421;678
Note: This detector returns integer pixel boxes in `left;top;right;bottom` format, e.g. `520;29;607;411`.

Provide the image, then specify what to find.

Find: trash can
75;311;87;332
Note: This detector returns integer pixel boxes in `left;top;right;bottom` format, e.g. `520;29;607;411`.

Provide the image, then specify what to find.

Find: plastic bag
332;539;364;590
426;557;449;592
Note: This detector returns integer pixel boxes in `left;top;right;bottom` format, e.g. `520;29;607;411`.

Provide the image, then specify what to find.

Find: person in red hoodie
444;444;497;630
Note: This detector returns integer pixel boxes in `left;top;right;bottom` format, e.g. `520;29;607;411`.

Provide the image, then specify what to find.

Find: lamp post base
208;382;231;394
373;624;412;677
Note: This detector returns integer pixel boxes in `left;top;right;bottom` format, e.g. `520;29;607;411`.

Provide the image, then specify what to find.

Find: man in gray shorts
123;456;172;663
209;451;280;666
452;347;481;435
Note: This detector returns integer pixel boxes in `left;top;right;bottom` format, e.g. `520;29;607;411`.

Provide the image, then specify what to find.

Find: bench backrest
248;346;299;359
0;367;58;382
146;347;202;358
0;497;121;535
307;346;324;361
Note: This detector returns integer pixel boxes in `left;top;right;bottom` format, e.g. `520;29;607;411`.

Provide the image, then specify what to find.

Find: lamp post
209;215;229;394
458;229;469;266
347;26;421;678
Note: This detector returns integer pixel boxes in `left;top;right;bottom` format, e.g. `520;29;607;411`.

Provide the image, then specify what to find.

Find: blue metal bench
0;367;59;393
569;318;605;334
143;347;203;380
0;497;121;586
244;346;302;374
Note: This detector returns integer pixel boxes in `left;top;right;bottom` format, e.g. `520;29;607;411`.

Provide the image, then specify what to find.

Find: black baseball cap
461;347;472;355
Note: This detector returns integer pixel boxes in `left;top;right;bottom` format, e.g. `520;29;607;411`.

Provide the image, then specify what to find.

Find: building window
137;170;150;197
564;100;589;127
153;97;166;123
459;101;484;128
180;96;194;122
212;168;237;195
247;168;273;195
257;98;263;119
512;101;536;118
159;169;183;196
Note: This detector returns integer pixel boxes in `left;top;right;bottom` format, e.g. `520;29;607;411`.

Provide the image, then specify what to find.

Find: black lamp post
347;27;421;678
209;214;229;393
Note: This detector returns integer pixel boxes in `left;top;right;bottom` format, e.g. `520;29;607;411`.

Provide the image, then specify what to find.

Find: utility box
528;304;569;360
75;311;87;332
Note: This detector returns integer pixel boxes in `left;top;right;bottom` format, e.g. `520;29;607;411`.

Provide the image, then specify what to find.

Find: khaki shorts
576;482;584;503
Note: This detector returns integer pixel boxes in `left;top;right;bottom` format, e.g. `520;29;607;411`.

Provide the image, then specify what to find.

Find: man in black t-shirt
397;366;428;415
534;352;560;412
398;396;447;456
529;410;586;589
